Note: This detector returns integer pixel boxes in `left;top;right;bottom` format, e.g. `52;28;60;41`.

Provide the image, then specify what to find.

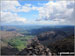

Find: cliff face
18;40;52;56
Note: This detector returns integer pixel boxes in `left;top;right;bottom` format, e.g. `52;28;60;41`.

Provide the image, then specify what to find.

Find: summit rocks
18;40;52;56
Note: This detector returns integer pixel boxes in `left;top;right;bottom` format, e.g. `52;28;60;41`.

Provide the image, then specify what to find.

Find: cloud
26;20;60;25
1;1;33;12
1;11;27;25
1;1;21;12
1;0;75;25
1;0;28;25
18;4;32;12
36;1;75;25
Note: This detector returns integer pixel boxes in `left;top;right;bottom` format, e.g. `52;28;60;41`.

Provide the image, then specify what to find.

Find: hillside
1;31;74;55
0;25;74;55
0;31;24;40
37;31;68;46
0;31;24;51
36;31;74;53
47;35;74;53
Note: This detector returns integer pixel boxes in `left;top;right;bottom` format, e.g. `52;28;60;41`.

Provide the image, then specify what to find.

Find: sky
1;0;75;25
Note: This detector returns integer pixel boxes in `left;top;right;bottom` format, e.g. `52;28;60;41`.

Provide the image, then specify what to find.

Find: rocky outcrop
18;40;52;56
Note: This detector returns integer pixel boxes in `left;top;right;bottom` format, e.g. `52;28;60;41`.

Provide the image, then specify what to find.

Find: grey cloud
36;1;75;25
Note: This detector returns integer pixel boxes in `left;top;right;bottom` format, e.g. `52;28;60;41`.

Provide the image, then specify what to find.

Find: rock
18;40;52;56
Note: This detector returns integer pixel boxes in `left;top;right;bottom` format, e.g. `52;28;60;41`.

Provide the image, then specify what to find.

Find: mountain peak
18;40;52;55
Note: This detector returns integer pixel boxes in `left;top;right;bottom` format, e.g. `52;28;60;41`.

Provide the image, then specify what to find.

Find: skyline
1;0;75;25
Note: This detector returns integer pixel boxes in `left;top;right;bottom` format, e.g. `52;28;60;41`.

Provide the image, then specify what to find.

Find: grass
8;35;34;51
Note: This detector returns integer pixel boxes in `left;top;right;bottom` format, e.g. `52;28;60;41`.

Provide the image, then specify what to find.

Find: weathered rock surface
18;40;52;56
